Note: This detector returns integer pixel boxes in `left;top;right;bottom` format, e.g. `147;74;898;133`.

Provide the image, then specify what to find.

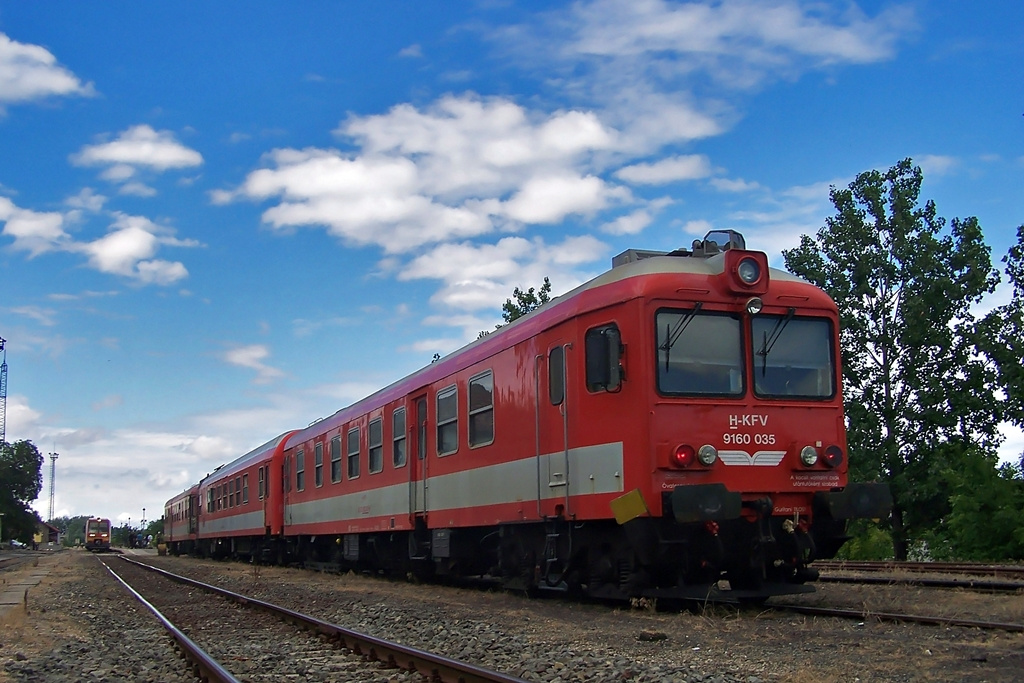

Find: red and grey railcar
163;485;199;555
84;517;112;552
165;231;890;600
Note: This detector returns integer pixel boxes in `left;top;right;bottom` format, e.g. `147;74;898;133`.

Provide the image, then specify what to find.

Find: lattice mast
48;452;59;522
0;337;7;444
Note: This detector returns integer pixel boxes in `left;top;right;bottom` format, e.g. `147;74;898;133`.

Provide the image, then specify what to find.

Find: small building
34;521;61;548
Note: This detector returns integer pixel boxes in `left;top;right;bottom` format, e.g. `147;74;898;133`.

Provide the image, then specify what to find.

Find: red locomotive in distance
165;230;891;601
84;517;111;552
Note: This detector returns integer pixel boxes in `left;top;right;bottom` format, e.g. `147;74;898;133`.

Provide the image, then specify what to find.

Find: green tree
51;514;92;547
930;453;1024;561
978;224;1024;426
783;159;1015;560
0;439;44;542
500;277;552;324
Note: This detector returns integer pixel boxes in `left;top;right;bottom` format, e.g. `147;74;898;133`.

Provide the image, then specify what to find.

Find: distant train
84;517;112;552
165;231;891;600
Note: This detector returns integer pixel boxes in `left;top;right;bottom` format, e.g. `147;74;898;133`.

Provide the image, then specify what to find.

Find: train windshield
656;309;743;395
751;315;835;398
88;520;110;533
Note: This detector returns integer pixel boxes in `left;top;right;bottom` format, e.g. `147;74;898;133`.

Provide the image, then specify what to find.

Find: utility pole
48;451;59;522
0;337;8;444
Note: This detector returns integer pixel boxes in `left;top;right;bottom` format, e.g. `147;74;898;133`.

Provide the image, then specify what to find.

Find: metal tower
0;337;7;444
48;451;59;521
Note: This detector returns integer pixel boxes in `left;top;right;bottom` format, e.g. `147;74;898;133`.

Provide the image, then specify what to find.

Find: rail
118;555;528;683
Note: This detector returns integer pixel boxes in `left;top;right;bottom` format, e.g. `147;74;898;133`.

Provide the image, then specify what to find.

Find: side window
258;467;265;500
437;385;458;456
296;450;305;491
221;484;227;510
368;418;383;473
549;346;565;405
330;435;342;483
468;370;494;447
235;476;241;506
207;488;214;513
347;427;360;479
392;408;407;468
585;324;623;392
314;442;324;487
242;474;249;504
228;480;234;508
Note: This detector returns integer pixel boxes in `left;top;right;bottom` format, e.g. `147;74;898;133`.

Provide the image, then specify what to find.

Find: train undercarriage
176;497;865;604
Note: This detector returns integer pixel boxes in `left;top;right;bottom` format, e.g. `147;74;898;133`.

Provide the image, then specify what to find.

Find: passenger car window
347;427;360;478
437;385;458;455
468;371;494;447
393;408;407;467
369;418;383;473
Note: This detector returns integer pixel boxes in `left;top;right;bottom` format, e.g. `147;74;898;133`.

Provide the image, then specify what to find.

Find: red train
165;230;890;600
84;517;112;552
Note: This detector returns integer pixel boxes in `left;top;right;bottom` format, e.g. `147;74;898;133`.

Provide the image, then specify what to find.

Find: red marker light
673;444;695;468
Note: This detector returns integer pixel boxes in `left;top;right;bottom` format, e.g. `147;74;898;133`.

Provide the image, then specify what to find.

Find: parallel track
815;560;1024;579
771;602;1024;632
102;555;528;683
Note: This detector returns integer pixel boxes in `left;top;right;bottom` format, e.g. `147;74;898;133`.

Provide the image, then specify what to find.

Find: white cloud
491;0;913;154
65;188;108;212
118;181;158;197
398;43;423;58
501;173;624;223
220;95;626;253
398;234;608;335
71;125;203;194
73;125;203;171
0;196;69;256
564;0;913;70
9;305;58;326
70;213;196;285
601;209;654;235
710;176;762;192
0;32;94;107
616;154;712;184
917;154;958;177
222;344;285;384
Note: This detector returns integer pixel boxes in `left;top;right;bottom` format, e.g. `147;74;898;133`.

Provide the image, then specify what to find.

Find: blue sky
1;1;1021;528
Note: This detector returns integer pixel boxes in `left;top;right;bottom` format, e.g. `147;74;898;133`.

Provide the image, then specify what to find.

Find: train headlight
697;444;718;466
823;445;844;468
745;297;763;315
673;444;695;468
800;445;819;467
737;257;761;285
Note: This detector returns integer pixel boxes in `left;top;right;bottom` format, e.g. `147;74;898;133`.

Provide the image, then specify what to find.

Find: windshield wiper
660;302;703;372
757;307;796;376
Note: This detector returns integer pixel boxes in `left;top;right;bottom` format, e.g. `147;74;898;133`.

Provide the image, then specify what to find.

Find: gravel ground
2;549;1023;682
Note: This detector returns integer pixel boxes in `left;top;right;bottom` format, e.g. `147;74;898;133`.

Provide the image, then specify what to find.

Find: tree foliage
783;159;1022;560
0;439;44;542
501;277;552;324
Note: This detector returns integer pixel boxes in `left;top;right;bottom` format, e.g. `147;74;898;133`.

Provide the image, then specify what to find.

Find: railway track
771;602;1024;633
815;560;1024;579
814;560;1024;594
99;555;528;683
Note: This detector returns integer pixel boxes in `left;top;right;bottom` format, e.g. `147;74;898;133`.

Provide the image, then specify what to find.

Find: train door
283;453;293;526
187;493;198;535
408;393;429;518
536;342;572;518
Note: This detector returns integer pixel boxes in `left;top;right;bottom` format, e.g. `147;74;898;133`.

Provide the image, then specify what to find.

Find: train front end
84;517;111;552
615;231;891;599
